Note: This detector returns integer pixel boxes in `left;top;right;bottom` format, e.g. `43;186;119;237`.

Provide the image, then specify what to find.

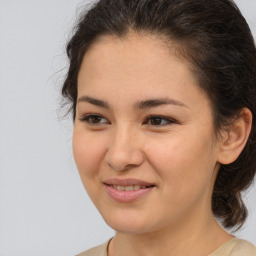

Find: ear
217;108;252;165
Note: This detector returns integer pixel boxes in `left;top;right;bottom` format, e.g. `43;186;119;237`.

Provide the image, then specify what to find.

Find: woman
62;0;256;255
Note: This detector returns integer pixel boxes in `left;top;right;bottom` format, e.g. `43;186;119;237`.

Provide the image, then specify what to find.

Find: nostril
105;149;145;172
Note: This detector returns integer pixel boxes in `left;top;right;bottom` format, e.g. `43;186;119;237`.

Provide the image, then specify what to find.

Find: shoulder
210;238;256;256
231;238;256;256
76;239;111;256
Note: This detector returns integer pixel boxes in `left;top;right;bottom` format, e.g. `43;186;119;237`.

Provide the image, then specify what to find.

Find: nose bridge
115;122;134;146
105;122;144;171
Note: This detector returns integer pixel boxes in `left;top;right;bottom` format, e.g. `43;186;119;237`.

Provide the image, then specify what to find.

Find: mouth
103;178;156;202
106;184;155;191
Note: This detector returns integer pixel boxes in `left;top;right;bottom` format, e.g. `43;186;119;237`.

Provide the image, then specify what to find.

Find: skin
73;32;251;256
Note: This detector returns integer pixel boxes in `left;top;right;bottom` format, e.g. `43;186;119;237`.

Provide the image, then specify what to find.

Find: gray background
0;0;255;255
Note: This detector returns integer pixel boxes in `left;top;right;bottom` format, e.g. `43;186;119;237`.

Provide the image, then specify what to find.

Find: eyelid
79;113;110;125
78;113;177;127
143;115;177;126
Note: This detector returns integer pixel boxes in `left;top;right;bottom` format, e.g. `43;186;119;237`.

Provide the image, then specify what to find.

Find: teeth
112;185;149;191
125;186;134;191
133;185;140;190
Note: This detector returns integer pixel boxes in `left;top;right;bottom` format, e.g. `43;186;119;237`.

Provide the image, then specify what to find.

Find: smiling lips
111;184;150;191
103;178;155;202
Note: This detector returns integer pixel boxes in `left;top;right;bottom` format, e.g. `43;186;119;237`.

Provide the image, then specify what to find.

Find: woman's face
73;33;222;234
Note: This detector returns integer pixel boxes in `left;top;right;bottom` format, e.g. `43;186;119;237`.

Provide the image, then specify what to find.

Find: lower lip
104;185;154;203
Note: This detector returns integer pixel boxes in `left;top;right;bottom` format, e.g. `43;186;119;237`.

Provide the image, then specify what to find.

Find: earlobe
217;108;252;165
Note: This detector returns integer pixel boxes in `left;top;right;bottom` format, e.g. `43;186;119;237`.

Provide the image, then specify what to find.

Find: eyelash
79;114;109;125
79;114;176;127
144;115;176;126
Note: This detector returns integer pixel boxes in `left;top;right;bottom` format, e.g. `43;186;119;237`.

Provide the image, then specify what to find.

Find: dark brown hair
62;0;256;230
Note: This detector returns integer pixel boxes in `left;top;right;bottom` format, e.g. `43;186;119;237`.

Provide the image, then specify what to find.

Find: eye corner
143;115;177;126
78;113;110;126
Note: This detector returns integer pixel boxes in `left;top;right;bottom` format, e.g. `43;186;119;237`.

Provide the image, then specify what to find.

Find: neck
108;211;233;256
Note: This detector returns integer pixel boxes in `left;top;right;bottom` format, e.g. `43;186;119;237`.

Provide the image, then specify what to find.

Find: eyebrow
77;96;187;109
135;98;188;109
77;96;110;108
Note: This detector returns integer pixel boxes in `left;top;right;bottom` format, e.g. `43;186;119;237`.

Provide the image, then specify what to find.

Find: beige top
77;237;256;256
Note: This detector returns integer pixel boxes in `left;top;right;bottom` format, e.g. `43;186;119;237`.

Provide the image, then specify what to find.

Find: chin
101;212;142;232
101;211;163;235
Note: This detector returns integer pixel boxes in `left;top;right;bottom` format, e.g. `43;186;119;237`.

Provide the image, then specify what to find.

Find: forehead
78;33;175;82
77;33;209;109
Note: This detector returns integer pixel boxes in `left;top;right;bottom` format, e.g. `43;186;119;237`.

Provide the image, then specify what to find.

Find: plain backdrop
0;0;255;255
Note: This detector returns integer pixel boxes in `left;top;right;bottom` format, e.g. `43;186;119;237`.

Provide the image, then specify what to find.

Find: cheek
72;129;107;179
145;130;217;196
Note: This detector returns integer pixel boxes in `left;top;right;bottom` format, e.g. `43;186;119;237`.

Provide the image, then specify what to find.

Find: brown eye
145;116;175;126
148;117;163;125
88;115;103;123
80;114;109;125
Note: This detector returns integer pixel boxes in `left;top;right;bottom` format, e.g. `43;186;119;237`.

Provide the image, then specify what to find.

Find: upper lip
103;178;155;187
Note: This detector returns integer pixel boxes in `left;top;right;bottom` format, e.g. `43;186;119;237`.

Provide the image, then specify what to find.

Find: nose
105;125;145;171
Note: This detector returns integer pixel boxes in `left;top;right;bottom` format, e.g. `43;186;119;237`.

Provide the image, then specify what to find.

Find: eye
79;114;109;125
143;115;175;126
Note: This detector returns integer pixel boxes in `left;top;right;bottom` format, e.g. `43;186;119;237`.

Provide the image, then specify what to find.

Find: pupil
91;116;101;123
151;117;161;125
